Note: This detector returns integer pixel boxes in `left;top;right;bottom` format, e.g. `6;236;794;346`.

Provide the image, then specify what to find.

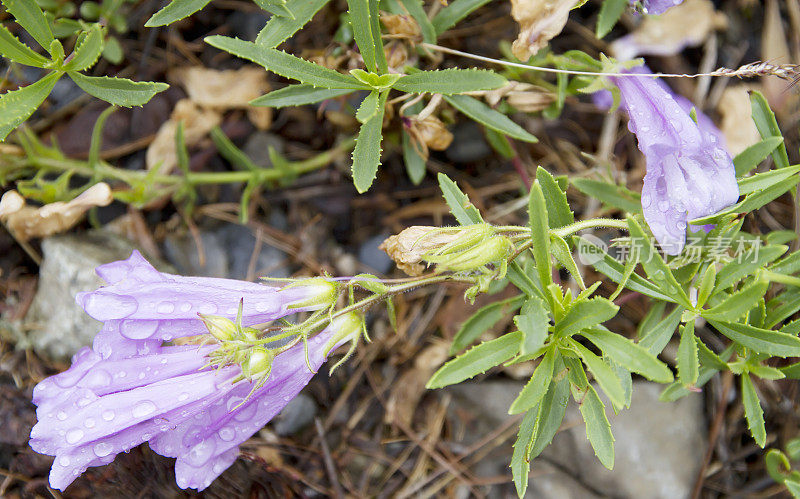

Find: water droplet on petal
59;456;71;466
93;442;113;457
178;392;189;401
198;303;217;314
179;302;192;313
102;410;115;421
218;427;235;442
66;429;85;444
157;302;175;314
84;418;96;429
185;440;216;466
132;401;156;418
85;370;111;387
57;411;68;421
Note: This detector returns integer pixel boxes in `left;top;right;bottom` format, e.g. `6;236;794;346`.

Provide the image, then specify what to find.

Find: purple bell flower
606;66;739;254
29;252;357;492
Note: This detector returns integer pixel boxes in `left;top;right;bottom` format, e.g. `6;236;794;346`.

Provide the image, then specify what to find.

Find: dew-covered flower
75;250;336;359
607;66;739;254
28;251;359;492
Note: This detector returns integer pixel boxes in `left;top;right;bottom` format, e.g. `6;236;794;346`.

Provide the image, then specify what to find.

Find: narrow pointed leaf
205;36;369;89
431;0;492;34
537;167;573;228
555;298;618;338
451;295;524;354
509;348;556;414
528;372;570;459
145;0;212;27
702;279;769;321
351;91;387;193
580;385;615;469
677;321;699;386
443;94;538;142
529;180;553;291
0;71;60;141
65;24;104;72
256;0;330;48
511;409;537;497
0;23;48;67
68;72;168;107
741;373;766;447
250;84;353;108
394;69;506;94
750;90;789;168
438;173;483;225
581;327;673;383
426;331;522;388
733;136;785;176
2;0;54;51
571;340;625;408
710;320;800;357
347;0;381;72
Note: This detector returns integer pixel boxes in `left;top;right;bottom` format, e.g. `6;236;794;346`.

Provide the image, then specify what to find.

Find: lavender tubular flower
607;67;739;254
29;252;356;492
633;0;684;15
76;251;334;350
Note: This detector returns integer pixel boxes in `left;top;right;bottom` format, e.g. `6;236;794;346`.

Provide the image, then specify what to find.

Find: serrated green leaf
0;71;60;141
65;24;103;71
509;348;556;414
443;94;538;143
256;0;330;48
716;245;786;290
347;0;385;73
145;0;212;27
394;69;506;94
351;91;387;193
205;36;369;90
750;90;789;169
696;264;716;308
511;409;536;498
451;295;524;353
528;181;553;293
596;0;627;38
786;480;800;498
748;363;785;380
437;172;483;225
770;250;800;276
2;0;54;51
555;298;618;338
431;0;492;35
765;289;800;329
733;136;784;176
581;327;673;383
68;72;168;107
537;167;573;228
355;90;380;123
516;296;550;357
741;372;766;447
738;163;800;195
570;339;625;410
210;127;258;171
580;385;615;469
528;370;570;459
426;331;522;388
0;23;48;67
692;177;800;224
710;320;800;357
254;0;294;18
571;178;641;213
250;84;353;108
677;321;699;386
702;279;769;321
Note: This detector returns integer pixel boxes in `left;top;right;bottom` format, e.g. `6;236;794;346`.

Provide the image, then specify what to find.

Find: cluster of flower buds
381;223;516;299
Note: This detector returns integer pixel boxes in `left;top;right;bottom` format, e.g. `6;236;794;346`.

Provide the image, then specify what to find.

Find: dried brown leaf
717;85;761;156
385;343;449;426
511;0;577;61
145;99;222;174
380;226;459;276
0;183;112;241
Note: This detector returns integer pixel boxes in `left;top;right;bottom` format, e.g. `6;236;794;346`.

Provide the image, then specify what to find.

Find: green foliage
596;0;627;38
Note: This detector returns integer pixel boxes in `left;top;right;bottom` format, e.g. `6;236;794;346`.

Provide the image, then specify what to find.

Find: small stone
445;122;491;164
242;132;286;169
163;230;228;277
24;231;168;361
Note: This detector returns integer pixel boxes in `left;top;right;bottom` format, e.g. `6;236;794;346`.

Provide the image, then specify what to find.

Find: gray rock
444;380;705;499
273;394;317;436
358;232;393;275
25;232;150;360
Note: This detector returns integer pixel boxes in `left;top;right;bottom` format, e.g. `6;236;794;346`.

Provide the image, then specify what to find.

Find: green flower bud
427;235;513;273
199;314;238;341
323;312;365;357
245;347;275;380
286;278;339;310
